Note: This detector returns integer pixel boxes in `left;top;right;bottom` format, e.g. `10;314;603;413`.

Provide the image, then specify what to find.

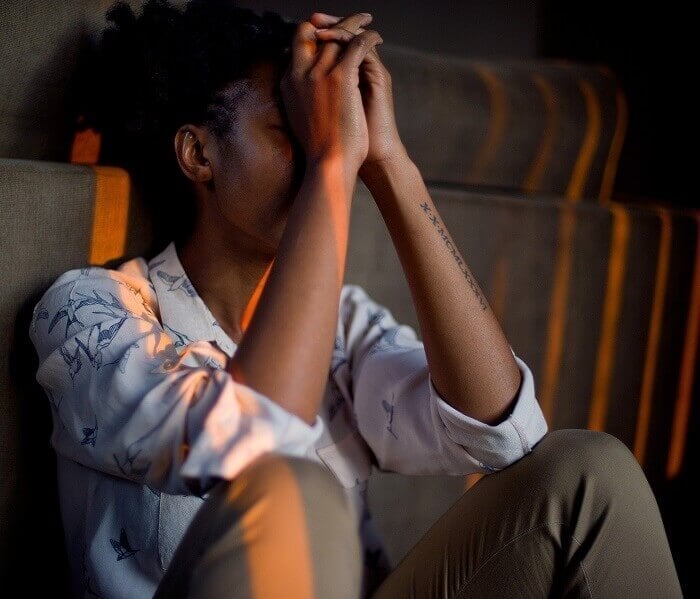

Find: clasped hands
308;11;407;178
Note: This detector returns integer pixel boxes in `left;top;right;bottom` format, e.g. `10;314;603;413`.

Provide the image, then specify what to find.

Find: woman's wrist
305;154;359;203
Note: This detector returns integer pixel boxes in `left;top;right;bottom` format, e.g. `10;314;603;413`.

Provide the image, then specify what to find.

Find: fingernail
361;12;372;17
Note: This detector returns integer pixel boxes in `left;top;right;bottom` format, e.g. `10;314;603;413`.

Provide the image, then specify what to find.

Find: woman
29;1;682;597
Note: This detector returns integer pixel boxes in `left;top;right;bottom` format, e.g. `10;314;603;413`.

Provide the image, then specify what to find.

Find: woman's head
79;0;303;254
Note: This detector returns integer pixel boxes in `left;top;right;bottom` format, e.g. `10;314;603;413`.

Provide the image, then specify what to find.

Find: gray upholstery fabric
1;1;623;201
0;0;186;162
384;50;624;200
0;159;95;587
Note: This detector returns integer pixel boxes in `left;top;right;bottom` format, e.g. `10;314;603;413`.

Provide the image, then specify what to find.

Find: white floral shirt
29;240;548;598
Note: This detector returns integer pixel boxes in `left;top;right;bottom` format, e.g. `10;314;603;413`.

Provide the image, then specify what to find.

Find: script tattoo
420;201;489;311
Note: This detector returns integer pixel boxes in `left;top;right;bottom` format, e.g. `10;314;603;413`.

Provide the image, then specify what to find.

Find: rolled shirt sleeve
342;284;548;476
29;267;324;496
429;347;548;472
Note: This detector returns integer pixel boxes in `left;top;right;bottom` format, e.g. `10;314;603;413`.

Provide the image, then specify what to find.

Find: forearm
229;157;357;426
360;149;522;425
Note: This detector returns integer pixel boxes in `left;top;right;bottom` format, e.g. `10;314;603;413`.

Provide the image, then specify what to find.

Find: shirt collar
147;241;237;357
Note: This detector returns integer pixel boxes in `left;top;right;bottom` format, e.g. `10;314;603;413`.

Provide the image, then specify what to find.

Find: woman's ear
174;126;213;183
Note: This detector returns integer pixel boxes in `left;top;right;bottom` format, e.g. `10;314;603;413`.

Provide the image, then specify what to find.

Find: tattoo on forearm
420;201;489;311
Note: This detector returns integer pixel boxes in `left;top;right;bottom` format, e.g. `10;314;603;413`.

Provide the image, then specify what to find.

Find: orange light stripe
70;128;101;165
588;204;630;431
469;65;507;182
241;259;274;334
565;79;601;202
465;472;485;491
538;205;577;423
236;457;316;597
599;87;628;204
634;207;671;465
666;211;700;479
523;74;557;193
89;166;130;265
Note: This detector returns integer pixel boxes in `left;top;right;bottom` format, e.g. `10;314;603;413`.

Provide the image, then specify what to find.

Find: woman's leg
371;429;682;598
154;452;363;599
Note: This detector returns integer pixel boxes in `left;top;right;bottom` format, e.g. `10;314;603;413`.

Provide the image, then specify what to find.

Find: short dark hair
75;0;297;249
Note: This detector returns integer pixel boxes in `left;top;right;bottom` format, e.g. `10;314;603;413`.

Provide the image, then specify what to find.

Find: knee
529;429;648;498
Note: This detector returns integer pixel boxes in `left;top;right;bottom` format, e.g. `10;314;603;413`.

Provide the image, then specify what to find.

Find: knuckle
353;36;368;48
306;68;322;83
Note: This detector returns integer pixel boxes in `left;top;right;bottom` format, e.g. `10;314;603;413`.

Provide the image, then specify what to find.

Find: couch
1;1;697;595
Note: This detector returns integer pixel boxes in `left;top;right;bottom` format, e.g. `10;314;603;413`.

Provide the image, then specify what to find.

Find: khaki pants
155;429;683;598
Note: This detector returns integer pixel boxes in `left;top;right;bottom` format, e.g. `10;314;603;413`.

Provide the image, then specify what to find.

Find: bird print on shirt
110;528;139;561
73;289;127;319
32;305;49;331
367;308;387;329
365;307;405;357
331;333;347;375
156;270;197;297
60;344;82;382
115;342;138;374
49;296;85;339
113;444;151;478
382;393;398;439
75;318;127;370
163;324;193;349
80;416;98;447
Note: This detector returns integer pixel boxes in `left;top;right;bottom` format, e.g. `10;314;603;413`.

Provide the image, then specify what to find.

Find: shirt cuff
430;346;548;472
180;371;326;492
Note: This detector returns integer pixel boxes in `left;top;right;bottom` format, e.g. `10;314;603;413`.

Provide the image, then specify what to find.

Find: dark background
539;1;695;211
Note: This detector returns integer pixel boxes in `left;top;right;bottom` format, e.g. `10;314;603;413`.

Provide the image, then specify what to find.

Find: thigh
155;452;363;599
371;429;681;599
370;432;576;599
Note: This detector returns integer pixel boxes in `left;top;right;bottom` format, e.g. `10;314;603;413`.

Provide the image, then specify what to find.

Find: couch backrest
1;1;625;202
